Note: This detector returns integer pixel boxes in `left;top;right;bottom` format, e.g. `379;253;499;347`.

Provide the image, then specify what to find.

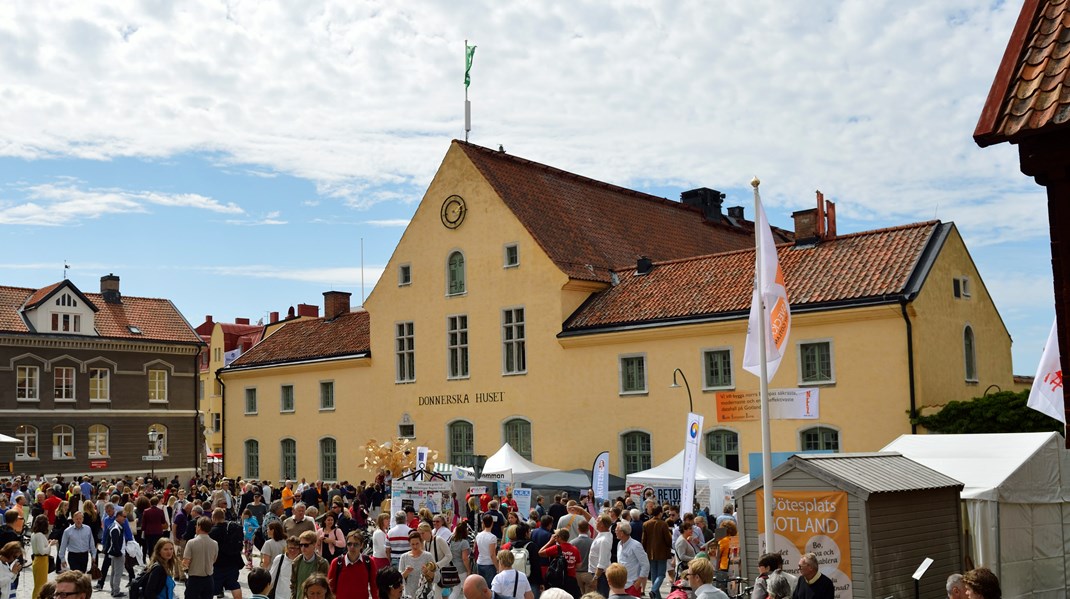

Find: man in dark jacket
209;508;245;599
641;506;673;599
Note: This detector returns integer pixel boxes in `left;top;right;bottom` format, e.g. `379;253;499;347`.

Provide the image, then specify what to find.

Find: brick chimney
205;315;214;325
269;311;279;324
793;190;837;246
235;318;250;325
681;188;725;223
296;303;319;318
100;274;121;304
323;291;352;319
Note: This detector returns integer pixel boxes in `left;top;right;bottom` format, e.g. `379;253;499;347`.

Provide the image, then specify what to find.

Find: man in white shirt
268;537;300;599
588;515;613;596
614;522;649;596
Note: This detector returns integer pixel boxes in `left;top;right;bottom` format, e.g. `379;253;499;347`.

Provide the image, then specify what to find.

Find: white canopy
883;432;1070;598
626;449;742;510
481;444;558;483
0;433;20;444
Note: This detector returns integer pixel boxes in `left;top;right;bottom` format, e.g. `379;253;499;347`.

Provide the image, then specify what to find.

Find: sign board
0;462;11;474
512;488;532;517
89;460;108;470
390;479;451;516
416;446;429;471
756;490;852;599
716;388;820;422
592;451;610;502
479;469;512;482
141;455;164;461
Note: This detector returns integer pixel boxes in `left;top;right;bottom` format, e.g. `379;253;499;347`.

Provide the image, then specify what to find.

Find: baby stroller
666;576;692;599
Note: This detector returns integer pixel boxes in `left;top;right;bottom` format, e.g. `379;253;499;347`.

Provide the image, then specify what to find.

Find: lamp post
473;454;488;480
669;368;694;413
147;426;159;482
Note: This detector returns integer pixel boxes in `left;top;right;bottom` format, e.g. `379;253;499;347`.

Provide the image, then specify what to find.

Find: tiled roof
975;0;1070;146
456;141;790;283
563;221;940;331
228;310;370;368
23;282;69;309
0;283;202;344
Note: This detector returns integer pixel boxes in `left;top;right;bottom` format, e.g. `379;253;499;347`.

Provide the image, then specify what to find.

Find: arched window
503;419;532;460
448;421;474;466
53;425;74;459
280;439;297;480
15;425;37;460
88;425;109;458
705;430;739;470
622;431;652;475
149;424;168;456
320;438;338;481
245;440;260;479
801;427;839;452
447;252;466;295
964;325;977;381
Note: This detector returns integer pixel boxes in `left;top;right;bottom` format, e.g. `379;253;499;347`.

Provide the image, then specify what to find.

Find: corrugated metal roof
793;453;963;494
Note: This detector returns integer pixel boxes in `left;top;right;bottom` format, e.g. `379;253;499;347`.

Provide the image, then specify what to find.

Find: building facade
0;275;203;477
221;141;1015;482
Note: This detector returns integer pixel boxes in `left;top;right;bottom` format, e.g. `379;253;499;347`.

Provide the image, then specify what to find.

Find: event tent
481;443;558;483
524;468;627;497
625;449;741;511
883;432;1070;598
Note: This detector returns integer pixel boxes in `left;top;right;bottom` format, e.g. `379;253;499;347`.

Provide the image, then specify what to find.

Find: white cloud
225;210;287;226
365;219;410;227
0;180;243;225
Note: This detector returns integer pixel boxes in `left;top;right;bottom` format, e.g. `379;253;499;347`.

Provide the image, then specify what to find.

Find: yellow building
220;141;1014;482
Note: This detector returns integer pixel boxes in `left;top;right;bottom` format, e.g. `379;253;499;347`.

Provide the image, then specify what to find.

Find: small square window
799;341;834;385
244;388;258;414
504;244;519;268
320;381;335;410
399;264;412;286
953;276;971;299
280;385;294;412
619;354;647;395
398;423;415;439
703;348;733;390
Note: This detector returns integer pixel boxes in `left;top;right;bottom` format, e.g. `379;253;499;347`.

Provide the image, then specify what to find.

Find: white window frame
502;307;527;375
280;384;295;413
15;425;38;460
964;324;978;383
51;312;81;333
503;243;519;268
701;347;734;390
88;424;109;458
16;366;39;402
797;339;835;385
447;314;470;380
398;263;412;286
320;380;335;411
89;368;110;403
148;369;168;403
54;366;76;402
53;425;75;460
244;388;258;414
618;353;648;395
395;321;416;383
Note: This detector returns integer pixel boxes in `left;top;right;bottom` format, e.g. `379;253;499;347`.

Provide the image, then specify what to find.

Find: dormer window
51;313;81;333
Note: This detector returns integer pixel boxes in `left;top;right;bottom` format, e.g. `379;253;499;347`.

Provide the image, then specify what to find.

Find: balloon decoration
361;438;439;478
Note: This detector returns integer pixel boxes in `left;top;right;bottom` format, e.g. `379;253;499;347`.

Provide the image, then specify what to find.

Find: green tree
913;389;1064;434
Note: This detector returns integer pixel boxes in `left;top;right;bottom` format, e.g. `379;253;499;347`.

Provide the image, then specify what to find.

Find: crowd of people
0;473;1005;599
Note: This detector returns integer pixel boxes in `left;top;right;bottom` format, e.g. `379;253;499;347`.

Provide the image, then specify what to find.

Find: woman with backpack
138;538;179;599
491;550;533;599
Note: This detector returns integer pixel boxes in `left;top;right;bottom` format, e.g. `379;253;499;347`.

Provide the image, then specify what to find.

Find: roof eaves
974;0;1045;146
224;351;370;372
900;221;948;299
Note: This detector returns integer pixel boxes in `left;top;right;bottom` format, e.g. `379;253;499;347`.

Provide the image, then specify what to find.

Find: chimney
269;311;279;324
680;188;725;222
287;306;296;319
636;256;653;275
727;206;745;221
792;209;819;245
205;315;214;325
100;274;121;304
794;191;839;246
297;303;319;318
235;318;250;325
323;291;352;319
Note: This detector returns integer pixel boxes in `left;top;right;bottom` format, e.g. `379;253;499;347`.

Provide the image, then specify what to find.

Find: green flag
465;44;476;89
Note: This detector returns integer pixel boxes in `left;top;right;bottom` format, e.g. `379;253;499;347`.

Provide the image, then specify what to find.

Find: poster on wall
716;388;820;421
390;480;452;516
755;490;852;599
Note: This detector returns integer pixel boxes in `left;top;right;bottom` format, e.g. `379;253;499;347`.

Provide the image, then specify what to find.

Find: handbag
47;555;56;573
90;562;102;580
433;537;459;588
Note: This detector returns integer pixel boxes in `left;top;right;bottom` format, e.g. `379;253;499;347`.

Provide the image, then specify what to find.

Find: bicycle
726;576;753;599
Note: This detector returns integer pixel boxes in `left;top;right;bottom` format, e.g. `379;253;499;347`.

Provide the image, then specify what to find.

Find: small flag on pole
743;183;791;379
465;44;476;89
1028;319;1066;424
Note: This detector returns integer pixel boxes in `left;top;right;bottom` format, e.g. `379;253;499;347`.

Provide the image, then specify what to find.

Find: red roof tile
0;283;202;344
455;141;790;282
563;221;940;331
975;0;1070;145
228;310;370;368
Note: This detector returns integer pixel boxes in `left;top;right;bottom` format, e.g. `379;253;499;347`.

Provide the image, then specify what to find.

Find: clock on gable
440;195;466;229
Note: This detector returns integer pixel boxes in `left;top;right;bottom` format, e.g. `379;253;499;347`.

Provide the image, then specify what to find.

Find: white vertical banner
1028;319;1067;424
680;412;703;515
592;451;610;503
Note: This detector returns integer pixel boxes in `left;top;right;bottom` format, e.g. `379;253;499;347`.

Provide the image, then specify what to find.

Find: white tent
0;433;20;444
883;432;1070;599
625;449;742;511
481;444;558;483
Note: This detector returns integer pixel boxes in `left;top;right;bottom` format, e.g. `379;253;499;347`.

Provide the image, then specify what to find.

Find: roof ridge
608;220;942;272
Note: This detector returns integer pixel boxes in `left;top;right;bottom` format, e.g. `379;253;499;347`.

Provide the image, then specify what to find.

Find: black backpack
128;564;155;599
222;521;244;557
545;548;568;589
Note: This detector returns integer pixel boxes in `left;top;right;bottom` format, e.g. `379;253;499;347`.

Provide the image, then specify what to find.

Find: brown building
0;274;203;477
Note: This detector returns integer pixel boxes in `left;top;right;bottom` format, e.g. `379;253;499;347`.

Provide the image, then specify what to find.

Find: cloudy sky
0;1;1053;375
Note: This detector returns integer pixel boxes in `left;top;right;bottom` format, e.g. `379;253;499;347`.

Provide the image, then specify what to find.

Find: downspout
193;351;200;476
900;297;918;434
216;369;226;476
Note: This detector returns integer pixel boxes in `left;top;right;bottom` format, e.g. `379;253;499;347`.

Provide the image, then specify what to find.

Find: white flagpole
752;176;776;555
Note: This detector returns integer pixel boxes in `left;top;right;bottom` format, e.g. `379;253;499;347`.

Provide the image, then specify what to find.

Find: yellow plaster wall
910;227;1014;413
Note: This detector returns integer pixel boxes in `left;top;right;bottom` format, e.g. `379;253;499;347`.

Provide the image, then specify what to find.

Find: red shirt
42;496;61;525
542;542;581;577
328;554;380;599
141;506;167;535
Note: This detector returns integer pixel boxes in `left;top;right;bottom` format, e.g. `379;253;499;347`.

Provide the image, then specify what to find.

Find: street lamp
147;426;159;482
669;368;694;412
473;454;488;480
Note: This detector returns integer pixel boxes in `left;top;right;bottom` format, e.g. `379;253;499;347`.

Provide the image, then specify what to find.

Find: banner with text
716;388;819;422
592;451;610;502
680;413;703;513
755;490;852;599
512;488;532;517
390;480;452;517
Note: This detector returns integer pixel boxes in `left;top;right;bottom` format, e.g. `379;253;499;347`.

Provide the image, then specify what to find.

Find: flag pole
752;176;776;555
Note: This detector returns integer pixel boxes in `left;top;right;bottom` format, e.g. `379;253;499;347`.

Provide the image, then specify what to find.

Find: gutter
215;368;225;476
193;352;200;475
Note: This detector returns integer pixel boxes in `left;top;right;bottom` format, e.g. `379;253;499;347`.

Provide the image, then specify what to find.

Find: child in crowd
242;508;260;569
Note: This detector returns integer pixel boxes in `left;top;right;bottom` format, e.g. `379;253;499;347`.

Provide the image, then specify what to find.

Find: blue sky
0;1;1054;377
